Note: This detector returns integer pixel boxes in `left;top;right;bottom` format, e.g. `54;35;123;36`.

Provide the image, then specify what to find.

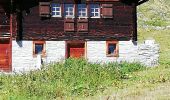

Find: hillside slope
137;0;170;64
137;0;170;27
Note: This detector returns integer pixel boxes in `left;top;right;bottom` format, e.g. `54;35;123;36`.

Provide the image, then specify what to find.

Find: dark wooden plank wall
12;1;136;41
0;5;10;34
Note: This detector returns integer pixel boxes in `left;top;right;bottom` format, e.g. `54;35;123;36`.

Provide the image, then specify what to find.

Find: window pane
70;8;73;12
95;13;98;16
82;13;86;16
35;44;43;54
56;12;60;15
65;12;68;15
56;8;60;11
82;9;86;12
52;12;55;16
108;44;116;54
91;9;94;12
70;12;73;15
52;8;55;11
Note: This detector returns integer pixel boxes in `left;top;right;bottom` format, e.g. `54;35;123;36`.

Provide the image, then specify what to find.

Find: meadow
0;58;146;99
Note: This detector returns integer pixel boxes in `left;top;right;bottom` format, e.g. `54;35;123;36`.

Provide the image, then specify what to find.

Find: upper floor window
51;3;61;17
64;4;74;18
90;4;100;18
78;4;87;18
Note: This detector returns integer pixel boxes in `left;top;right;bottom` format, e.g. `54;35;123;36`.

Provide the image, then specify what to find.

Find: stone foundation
138;40;159;66
12;40;159;72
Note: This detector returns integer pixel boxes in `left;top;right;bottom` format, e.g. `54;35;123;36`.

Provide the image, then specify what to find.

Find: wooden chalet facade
0;0;148;72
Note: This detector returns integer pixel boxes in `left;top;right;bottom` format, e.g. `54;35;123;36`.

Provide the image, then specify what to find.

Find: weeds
0;58;145;99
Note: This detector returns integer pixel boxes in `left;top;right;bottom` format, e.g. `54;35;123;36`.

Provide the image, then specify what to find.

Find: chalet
0;0;149;72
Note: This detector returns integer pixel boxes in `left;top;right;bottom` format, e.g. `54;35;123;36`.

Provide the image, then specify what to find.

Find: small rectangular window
33;41;46;57
106;41;119;57
35;44;43;54
78;4;87;18
51;3;61;17
64;4;74;18
90;4;100;18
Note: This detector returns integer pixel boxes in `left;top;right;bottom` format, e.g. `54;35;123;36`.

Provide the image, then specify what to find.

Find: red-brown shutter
39;2;50;17
93;0;119;1
102;4;113;18
77;19;88;32
64;19;75;32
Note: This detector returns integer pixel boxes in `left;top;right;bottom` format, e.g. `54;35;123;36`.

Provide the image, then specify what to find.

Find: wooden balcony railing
0;25;11;39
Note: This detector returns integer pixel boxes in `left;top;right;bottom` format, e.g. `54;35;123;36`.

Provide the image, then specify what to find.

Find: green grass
0;59;145;99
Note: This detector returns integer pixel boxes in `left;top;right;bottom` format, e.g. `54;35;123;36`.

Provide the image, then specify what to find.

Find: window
51;3;61;17
78;4;87;18
35;44;43;54
106;41;119;57
90;4;100;18
33;41;46;57
64;4;74;18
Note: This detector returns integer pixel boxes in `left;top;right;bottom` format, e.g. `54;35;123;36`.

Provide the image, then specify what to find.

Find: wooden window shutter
39;2;50;17
101;4;113;18
64;19;75;32
77;19;88;32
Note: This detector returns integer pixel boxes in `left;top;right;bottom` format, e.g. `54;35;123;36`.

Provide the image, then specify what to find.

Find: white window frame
90;4;100;18
51;3;61;17
64;4;75;18
78;4;87;18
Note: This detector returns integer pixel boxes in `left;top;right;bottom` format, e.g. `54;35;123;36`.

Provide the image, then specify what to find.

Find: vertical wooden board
70;48;85;58
0;40;10;71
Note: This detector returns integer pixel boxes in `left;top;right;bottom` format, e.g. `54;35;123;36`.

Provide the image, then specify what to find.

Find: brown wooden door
70;48;85;58
67;42;85;58
0;40;10;71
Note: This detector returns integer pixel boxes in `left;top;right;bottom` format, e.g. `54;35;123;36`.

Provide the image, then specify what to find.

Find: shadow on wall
16;40;23;47
132;40;137;46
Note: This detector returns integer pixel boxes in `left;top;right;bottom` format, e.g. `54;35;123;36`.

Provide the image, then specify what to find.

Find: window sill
90;17;100;18
78;17;88;19
33;54;46;58
51;15;62;17
106;54;119;57
64;30;75;32
65;16;75;19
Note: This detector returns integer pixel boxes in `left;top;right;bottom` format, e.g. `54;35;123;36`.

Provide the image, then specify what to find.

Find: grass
0;59;146;99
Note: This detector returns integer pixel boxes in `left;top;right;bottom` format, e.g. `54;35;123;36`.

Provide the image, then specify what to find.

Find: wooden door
70;48;84;58
0;40;10;71
67;42;85;58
